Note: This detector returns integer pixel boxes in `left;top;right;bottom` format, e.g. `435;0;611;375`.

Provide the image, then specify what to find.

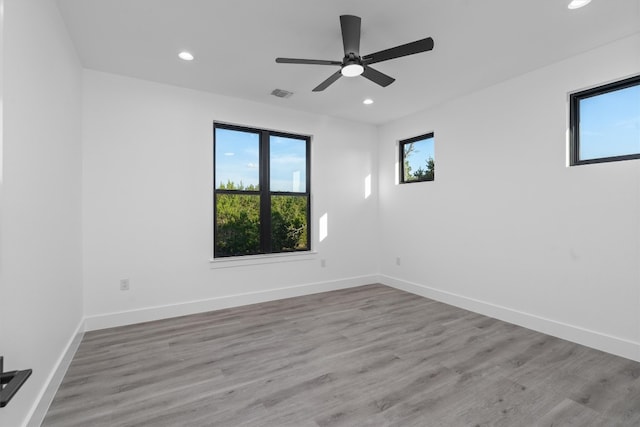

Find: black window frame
570;74;640;166
213;122;311;258
399;132;435;184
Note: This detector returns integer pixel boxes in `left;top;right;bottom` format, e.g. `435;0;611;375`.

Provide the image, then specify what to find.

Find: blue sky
215;128;306;192
269;135;306;192
580;84;640;160
215;128;260;188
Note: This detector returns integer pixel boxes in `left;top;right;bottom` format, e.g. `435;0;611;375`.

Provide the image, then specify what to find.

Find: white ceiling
56;0;640;125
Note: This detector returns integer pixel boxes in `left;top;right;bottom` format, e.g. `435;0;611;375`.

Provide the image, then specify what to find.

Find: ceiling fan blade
363;37;434;65
340;15;361;55
276;58;342;66
362;65;395;87
313;70;342;92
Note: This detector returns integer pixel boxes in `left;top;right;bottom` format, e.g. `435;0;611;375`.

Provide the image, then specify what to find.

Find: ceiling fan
275;15;434;92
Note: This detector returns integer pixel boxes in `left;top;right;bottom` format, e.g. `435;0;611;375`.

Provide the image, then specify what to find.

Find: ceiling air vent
271;89;294;98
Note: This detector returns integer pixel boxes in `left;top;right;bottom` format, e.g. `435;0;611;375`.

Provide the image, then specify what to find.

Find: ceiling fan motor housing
343;52;361;66
341;53;364;77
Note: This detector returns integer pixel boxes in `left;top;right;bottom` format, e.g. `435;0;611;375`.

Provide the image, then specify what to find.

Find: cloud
614;116;640;130
271;154;303;165
246;162;258;169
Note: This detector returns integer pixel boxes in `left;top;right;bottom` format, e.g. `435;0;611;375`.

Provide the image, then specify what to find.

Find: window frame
399;132;435;184
213;122;311;258
569;74;640;166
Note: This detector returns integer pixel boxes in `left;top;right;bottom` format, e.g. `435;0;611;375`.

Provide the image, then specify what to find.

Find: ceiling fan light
341;63;364;77
178;51;194;61
568;0;591;9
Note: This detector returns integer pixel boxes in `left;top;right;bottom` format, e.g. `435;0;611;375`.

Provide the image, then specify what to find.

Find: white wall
81;70;379;328
378;34;640;361
0;0;83;426
1;5;636;425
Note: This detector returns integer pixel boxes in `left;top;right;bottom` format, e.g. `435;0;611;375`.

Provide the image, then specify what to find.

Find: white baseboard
84;275;379;331
381;275;640;363
26;320;85;427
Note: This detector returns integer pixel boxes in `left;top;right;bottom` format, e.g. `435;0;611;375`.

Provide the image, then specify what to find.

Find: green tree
271;195;307;252
215;181;308;256
215;193;260;256
403;142;415;181
412;156;434;181
425;156;435;180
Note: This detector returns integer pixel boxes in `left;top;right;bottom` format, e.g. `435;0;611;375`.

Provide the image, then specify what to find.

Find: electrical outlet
396;257;401;266
120;279;130;291
321;259;326;268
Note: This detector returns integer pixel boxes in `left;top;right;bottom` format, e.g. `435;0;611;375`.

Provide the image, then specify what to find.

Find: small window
214;123;310;258
570;75;640;165
399;132;435;183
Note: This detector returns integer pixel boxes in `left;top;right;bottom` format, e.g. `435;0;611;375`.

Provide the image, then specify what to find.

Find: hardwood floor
42;284;640;426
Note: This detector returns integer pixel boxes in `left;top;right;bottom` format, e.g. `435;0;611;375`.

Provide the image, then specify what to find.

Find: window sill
209;251;317;269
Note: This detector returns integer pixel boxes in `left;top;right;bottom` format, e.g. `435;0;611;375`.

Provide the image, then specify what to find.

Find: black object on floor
0;356;33;408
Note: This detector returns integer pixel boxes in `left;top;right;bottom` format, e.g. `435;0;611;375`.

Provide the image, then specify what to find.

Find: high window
399;132;435;183
570;75;640;165
214;123;310;257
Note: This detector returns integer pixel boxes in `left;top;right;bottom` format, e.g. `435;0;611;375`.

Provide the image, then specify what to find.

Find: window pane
270;135;307;192
402;135;435;182
271;195;308;252
215;194;261;256
215;128;260;190
213;123;311;259
578;82;640;161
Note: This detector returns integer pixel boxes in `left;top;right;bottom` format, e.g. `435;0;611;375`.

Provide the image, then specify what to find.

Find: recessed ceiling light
363;98;374;105
178;51;194;61
568;0;591;9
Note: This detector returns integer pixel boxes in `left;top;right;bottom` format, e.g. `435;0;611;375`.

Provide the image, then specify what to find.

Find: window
214;123;310;258
570;75;640;165
399;132;435;183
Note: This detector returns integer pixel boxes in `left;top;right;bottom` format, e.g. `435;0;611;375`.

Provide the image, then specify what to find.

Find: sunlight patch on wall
394;160;400;185
319;212;328;242
364;174;372;199
565;127;571;167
